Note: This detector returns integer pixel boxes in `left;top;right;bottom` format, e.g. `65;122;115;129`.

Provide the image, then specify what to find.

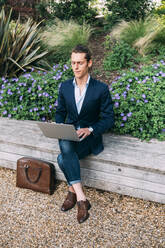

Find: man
55;44;114;224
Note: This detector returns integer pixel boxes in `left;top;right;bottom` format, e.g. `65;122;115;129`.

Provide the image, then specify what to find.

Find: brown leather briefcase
16;157;56;195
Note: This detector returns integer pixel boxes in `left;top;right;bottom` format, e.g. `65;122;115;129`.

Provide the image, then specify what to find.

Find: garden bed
0;117;165;204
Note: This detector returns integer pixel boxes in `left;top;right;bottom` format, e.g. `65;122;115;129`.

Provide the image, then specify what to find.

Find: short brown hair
71;44;92;62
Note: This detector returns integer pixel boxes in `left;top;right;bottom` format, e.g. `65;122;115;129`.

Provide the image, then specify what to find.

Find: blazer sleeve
92;84;114;136
55;84;67;123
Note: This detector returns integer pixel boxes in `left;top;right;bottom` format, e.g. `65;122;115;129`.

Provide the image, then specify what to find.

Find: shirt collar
73;74;90;87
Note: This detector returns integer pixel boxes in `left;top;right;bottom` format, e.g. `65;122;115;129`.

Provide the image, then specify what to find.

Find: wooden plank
82;177;165;204
1;149;165;195
0;118;165;171
1;141;165;185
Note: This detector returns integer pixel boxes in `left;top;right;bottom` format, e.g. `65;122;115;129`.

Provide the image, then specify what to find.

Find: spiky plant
0;8;48;77
109;16;165;55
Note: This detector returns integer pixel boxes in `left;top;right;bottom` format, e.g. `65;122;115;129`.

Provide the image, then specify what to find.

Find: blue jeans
57;136;92;186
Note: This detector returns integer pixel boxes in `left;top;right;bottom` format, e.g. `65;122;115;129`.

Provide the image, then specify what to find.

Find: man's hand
76;128;91;140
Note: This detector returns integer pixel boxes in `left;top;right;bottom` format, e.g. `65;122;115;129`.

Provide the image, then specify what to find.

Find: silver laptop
37;122;83;142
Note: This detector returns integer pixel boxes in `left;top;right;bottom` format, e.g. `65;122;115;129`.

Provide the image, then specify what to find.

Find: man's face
71;52;92;80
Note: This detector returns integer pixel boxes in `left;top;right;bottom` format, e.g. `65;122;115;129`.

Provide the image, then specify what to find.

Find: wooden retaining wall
0;117;165;204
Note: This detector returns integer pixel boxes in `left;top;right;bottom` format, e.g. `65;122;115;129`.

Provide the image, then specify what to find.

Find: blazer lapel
69;80;79;117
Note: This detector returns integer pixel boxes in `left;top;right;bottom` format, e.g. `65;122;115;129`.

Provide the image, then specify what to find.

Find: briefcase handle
24;165;42;184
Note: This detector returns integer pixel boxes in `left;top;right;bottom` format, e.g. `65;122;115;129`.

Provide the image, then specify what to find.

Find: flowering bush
0;62;73;121
110;59;165;140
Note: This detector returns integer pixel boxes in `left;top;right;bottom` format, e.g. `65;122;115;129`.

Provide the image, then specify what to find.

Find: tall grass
42;19;93;62
110;16;165;56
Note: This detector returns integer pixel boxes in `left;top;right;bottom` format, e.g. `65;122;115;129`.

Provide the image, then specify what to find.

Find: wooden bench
0;117;164;204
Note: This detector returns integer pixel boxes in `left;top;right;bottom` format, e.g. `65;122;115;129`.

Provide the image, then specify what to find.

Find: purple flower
115;93;120;100
41;106;45;111
162;129;165;132
122;116;127;121
2;110;7;115
128;79;132;82
120;113;124;117
49;105;52;109
8;114;11;118
127;112;132;117
120;123;124;127
144;99;148;103
29;109;33;112
23;73;32;79
142;94;146;99
54;100;58;106
42;117;46;121
139;128;143;132
28;88;32;93
19;96;23;101
114;102;119;108
64;64;69;70
38;85;42;91
11;78;18;82
13;107;17;111
131;98;135;101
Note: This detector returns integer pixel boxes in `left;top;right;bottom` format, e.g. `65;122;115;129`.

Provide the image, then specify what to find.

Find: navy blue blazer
55;77;114;155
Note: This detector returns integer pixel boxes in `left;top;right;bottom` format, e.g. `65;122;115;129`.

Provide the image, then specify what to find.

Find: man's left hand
76;128;91;140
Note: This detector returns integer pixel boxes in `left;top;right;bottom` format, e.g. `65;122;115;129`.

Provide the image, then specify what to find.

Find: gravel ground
0;167;164;248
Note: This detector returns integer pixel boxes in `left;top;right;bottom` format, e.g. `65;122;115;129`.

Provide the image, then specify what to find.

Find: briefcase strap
25;165;42;184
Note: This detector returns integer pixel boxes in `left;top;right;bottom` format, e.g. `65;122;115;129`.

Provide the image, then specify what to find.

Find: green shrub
110;60;165;140
0;8;48;77
105;0;154;29
110;16;165;56
0;62;73;121
41;20;93;64
103;41;137;71
36;0;98;25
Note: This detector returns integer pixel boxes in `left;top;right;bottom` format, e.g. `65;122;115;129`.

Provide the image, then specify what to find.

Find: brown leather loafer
77;199;91;224
61;191;77;211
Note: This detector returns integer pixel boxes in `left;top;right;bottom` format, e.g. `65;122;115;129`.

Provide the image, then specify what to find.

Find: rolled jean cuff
69;179;81;185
